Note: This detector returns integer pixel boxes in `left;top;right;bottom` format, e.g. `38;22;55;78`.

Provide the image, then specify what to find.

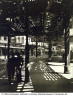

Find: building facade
0;35;48;60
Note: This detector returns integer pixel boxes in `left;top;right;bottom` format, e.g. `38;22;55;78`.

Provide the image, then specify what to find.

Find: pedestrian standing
15;52;23;83
7;53;16;84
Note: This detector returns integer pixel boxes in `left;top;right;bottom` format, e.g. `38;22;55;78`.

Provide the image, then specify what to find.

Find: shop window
18;37;20;43
22;37;24;44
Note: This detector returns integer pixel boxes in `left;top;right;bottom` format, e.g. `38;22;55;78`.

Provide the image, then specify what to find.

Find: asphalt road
30;57;72;92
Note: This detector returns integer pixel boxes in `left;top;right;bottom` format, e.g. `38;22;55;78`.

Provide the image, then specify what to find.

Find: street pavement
0;56;73;92
30;57;73;92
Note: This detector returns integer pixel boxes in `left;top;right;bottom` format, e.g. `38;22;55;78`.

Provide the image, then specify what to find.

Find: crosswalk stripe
17;90;21;92
23;86;34;88
17;86;22;89
22;89;34;92
40;62;62;81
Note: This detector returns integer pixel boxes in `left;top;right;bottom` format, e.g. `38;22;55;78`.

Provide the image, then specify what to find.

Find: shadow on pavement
0;79;18;92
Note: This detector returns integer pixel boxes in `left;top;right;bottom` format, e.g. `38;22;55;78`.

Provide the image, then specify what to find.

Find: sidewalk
0;61;34;92
0;65;34;92
47;62;73;79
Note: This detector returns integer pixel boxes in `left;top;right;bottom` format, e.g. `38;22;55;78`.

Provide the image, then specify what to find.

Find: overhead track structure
0;0;48;36
0;0;49;83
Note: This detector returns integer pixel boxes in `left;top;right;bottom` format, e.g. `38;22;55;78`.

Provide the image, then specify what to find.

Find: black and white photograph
0;0;73;95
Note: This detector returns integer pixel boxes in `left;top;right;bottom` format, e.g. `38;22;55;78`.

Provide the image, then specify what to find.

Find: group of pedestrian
7;52;24;84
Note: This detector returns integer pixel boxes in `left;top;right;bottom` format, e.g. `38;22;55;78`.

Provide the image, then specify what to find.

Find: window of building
4;36;7;40
22;37;24;44
0;36;1;40
18;37;20;43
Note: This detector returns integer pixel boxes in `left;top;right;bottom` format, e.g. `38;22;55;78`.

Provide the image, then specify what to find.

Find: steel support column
36;37;38;57
25;33;29;82
8;35;10;62
5;44;6;59
25;6;29;83
64;25;70;73
48;35;52;61
63;16;70;73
